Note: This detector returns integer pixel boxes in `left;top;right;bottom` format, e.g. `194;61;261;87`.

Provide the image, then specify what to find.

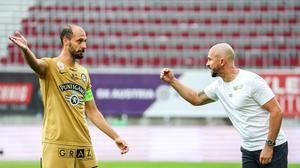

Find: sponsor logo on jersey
58;148;93;159
233;85;243;91
59;83;86;96
59;83;86;106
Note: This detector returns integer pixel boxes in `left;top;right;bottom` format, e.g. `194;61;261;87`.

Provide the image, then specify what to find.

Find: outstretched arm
160;68;214;106
85;99;129;155
9;31;47;78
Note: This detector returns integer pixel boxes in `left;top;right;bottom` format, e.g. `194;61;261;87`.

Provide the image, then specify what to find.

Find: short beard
71;52;84;59
211;71;218;77
69;45;84;59
211;67;220;77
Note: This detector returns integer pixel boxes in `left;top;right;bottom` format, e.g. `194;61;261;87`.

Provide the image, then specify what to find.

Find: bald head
60;24;85;45
60;24;87;59
209;43;235;62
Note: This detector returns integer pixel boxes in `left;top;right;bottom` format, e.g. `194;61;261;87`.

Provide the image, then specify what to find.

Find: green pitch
0;161;300;168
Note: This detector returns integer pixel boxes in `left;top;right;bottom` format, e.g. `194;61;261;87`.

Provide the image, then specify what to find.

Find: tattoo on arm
198;90;205;97
197;90;214;105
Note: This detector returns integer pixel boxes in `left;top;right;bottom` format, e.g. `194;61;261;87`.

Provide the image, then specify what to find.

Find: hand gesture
8;31;29;51
115;137;129;155
160;68;175;84
259;145;273;165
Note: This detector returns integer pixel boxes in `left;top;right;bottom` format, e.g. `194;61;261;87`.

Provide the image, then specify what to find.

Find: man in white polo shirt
160;43;287;168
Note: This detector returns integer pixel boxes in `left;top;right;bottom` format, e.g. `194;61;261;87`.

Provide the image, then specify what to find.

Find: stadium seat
3;0;299;68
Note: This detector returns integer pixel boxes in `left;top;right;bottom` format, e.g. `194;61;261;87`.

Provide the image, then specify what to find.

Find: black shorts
240;142;288;168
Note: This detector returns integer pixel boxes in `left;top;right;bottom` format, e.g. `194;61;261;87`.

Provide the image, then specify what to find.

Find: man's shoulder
239;69;266;88
41;56;55;61
240;69;261;80
40;57;58;67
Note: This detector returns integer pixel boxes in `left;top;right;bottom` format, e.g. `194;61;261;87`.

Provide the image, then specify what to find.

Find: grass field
0;161;300;168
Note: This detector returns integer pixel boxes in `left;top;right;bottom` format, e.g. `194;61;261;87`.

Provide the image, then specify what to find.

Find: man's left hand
114;137;129;155
259;145;274;165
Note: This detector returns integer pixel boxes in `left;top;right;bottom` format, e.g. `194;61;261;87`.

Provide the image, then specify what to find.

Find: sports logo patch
81;73;87;82
57;61;65;71
65;94;84;106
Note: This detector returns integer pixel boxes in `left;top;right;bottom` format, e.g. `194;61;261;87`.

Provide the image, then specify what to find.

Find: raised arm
85;99;129;155
160;68;214;106
9;31;47;78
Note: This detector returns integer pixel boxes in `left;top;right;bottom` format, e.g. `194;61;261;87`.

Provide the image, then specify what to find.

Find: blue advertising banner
90;73;165;117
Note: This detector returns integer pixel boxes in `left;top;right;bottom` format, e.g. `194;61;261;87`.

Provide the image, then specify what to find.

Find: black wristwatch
266;139;276;147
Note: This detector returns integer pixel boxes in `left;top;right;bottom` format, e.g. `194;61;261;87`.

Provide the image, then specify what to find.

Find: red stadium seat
277;5;285;12
192;45;201;51
209;5;217;12
294;5;300;11
0;57;8;64
131;57;144;66
215;32;223;38
243;5;252;12
232;32;240;38
272;57;281;66
193;6;201;12
290;57;299;66
249;32;257;37
117;57;127;66
237;57;246;67
159;45;167;51
181;31;190;37
260;6;269;12
255;57;263;67
2;1;298;69
283;31;292;37
164;31;173;37
149;56;162;66
85;57;93;65
237;18;246;25
220;18;229;25
102;56;110;65
243;45;252;50
176;44;184;51
176;6;184;12
278;44;287;51
260;45;269;51
271;19;280;25
160;6;168;12
226;5;234;12
288;18;297;24
166;57;180;66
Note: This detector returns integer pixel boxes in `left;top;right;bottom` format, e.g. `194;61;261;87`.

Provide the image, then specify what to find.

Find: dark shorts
240;142;288;168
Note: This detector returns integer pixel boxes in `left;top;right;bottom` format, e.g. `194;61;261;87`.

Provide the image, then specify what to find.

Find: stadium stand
1;0;300;68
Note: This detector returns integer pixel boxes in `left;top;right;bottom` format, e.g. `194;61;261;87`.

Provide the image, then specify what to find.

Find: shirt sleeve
86;72;92;91
251;75;275;106
204;80;219;101
84;71;94;102
40;57;50;78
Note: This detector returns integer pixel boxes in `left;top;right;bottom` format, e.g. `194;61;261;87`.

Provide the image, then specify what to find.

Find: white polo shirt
204;69;287;151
